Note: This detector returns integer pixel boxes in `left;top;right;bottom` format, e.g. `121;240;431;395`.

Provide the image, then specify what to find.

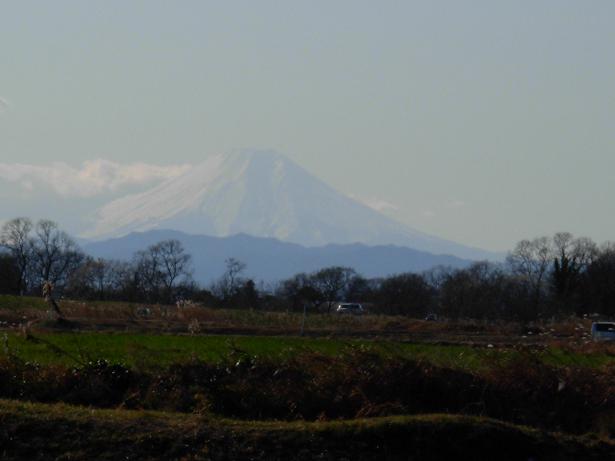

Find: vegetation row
2;217;615;322
2;399;611;461
1;341;615;437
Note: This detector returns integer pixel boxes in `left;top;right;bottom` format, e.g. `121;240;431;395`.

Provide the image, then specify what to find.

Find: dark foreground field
1;400;612;461
1;295;614;459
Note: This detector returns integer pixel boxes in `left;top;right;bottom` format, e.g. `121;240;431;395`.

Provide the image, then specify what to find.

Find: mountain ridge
83;229;474;284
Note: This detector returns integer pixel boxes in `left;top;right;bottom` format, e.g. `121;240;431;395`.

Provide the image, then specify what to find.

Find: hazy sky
1;1;614;251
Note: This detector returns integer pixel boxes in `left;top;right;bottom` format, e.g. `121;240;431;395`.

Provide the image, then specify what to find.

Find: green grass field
0;294;49;311
3;331;614;370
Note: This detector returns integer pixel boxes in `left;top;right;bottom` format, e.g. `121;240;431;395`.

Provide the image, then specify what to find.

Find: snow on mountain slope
83;150;497;260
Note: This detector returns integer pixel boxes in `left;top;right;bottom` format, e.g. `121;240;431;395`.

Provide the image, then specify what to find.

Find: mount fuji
83;150;496;261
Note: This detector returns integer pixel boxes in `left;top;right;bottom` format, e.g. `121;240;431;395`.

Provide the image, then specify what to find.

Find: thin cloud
446;199;466;209
0;97;9;113
0;159;192;198
348;193;400;213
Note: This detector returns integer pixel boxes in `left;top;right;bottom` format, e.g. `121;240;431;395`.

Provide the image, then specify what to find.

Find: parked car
591;322;615;341
335;303;364;315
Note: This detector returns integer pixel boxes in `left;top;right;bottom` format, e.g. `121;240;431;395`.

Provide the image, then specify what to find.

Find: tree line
1;217;614;321
0;218;194;304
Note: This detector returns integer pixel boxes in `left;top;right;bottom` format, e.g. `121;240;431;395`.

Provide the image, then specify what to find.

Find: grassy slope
0;294;48;312
3;331;614;370
0;399;611;461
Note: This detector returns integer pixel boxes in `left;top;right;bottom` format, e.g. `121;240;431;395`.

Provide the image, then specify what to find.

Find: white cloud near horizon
0;159;192;198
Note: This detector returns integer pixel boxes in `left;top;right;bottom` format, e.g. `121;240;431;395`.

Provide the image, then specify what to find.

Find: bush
0;349;614;435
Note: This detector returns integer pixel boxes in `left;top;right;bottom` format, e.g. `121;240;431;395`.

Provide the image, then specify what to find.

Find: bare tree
376;272;434;317
552;233;596;270
0;217;33;295
225;257;246;292
151;239;192;300
507;236;551;315
133;247;162;301
439;262;508;320
213;258;246;302
311;266;356;313
422;265;454;291
586;243;615;316
65;257;119;300
30;220;84;291
278;272;322;312
90;258;115;299
133;240;192;302
0;254;21;294
550;233;597;312
107;260;138;301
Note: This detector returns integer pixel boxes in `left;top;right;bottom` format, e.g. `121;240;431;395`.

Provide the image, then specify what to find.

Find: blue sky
1;1;614;250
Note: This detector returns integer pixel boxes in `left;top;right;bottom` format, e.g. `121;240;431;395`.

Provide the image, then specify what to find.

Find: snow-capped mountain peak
83;149;496;260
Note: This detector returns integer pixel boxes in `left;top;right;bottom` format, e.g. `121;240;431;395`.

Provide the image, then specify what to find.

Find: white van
335;303;364;315
591;322;615;341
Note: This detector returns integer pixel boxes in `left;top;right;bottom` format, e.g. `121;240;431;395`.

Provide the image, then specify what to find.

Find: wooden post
42;281;63;319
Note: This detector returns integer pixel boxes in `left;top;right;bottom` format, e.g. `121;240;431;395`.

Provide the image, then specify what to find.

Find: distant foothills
1;216;614;322
83;228;473;283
